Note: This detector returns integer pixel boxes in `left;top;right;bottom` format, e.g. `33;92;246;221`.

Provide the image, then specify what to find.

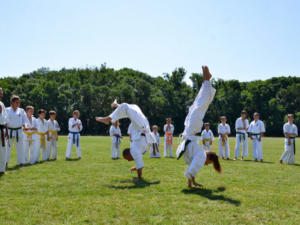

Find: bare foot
234;157;237;161
188;179;192;188
193;182;203;187
95;117;111;125
202;66;212;81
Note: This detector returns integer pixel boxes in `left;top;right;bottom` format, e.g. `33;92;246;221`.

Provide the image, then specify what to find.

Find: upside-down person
96;99;156;180
176;66;222;188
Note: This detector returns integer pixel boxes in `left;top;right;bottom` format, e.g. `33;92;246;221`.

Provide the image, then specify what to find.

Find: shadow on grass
66;157;81;161
105;178;160;189
242;159;274;164
181;186;241;206
290;163;300;167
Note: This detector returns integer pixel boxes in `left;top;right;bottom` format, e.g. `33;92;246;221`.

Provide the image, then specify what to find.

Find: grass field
0;136;299;225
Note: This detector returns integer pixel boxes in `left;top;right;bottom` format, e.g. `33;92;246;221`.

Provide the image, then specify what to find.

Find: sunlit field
0;136;299;225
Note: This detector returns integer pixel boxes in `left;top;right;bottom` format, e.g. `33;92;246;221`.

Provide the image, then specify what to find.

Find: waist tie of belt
8;127;22;142
152;143;159;155
289;137;296;155
0;124;7;147
115;135;120;148
49;130;58;141
166;133;173;145
23;131;37;146
237;132;246;142
70;132;80;147
203;138;211;145
251;133;260;140
222;134;228;146
36;132;47;151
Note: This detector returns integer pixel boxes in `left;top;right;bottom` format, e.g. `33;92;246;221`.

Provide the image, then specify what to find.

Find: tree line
0;64;299;137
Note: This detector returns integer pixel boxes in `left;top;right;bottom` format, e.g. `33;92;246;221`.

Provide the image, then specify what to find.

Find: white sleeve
201;130;204;140
228;125;231;134
210;130;214;141
217;125;221;134
260;121;265;133
295;126;298;136
22;109;26;125
163;125;166;132
79;120;83;131
68;118;73;131
56;121;61;132
283;124;288;134
235;119;239;130
109;126;114;137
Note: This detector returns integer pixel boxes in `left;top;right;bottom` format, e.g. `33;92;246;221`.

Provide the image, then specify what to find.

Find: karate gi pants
111;142;120;158
234;133;248;158
0;134;6;172
251;136;263;160
6;133;24;164
23;139;36;164
280;140;295;164
164;137;173;157
35;137;48;161
65;133;81;158
130;136;148;169
149;143;160;158
203;142;211;151
48;139;58;159
219;138;230;158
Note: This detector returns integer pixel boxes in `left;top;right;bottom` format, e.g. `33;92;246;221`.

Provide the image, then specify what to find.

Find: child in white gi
6;95;26;167
201;122;214;151
150;125;160;158
35;109;49;162
218;116;231;160
47;111;60;160
66;110;83;160
23;106;37;164
176;66;222;188
96;99;156;180
280;114;298;164
234;110;249;160
0;88;8;175
109;120;122;159
248;112;265;162
164;118;174;157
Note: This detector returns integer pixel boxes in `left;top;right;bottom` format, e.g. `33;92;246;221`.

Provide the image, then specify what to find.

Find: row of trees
0;65;299;136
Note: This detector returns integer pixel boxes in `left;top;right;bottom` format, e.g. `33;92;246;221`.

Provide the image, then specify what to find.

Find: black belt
8;127;22;142
236;132;246;141
251;133;260;136
0;125;7;147
141;133;145;136
288;137;296;155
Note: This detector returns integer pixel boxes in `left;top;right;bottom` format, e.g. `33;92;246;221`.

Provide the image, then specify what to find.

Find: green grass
0;136;299;225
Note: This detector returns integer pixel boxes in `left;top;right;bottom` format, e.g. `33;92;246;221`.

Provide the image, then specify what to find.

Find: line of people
0;89;84;175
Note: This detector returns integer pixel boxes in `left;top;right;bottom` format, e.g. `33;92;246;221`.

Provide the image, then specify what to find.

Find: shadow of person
290;163;300;167
242;159;274;164
66;157;81;161
105;178;160;189
6;164;20;171
181;186;241;206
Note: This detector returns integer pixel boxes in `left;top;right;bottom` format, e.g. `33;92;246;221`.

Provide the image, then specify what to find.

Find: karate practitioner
176;66;221;188
218;116;231;160
47;111;60;160
248;112;265;162
280;114;298;164
35;109;49;162
109;120;122;160
149;125;161;158
0;88;8;175
65;110;83;160
23;106;37;164
164;118;174;158
234;110;249;160
95;99;156;180
6;95;26;167
201;122;214;151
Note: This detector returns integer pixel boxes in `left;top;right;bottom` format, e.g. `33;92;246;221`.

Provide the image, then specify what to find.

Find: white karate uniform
109;103;156;169
201;129;214;150
164;124;174;157
280;122;298;164
109;125;121;159
35;118;49;161
176;80;216;179
65;118;83;158
23;116;38;164
234;117;249;158
0;101;8;173
149;132;160;158
6;107;26;164
47;119;60;159
248;120;265;160
218;123;231;158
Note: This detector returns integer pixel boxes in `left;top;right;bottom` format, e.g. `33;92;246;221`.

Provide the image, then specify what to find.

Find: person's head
152;125;158;133
26;106;34;117
166;118;172;124
204;122;210;131
73;110;80;119
112;120;119;127
288;114;294;123
49;110;56;120
38;109;46;119
253;112;259;121
10;95;20;109
205;151;222;173
220;116;227;124
241;110;247;119
123;148;133;161
0;88;3;99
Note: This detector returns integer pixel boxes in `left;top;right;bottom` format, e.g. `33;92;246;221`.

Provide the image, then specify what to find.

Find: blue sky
0;0;300;82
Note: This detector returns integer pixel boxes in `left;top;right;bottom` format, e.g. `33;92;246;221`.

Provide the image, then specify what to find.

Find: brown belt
0;125;7;147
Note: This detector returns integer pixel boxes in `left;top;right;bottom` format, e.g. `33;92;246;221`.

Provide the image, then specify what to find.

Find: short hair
10;95;20;103
241;110;247;115
152;125;158;129
220;116;227;120
38;109;46;115
254;112;260;116
73;110;80;115
122;148;130;158
288;114;294;118
26;106;34;111
49;110;56;115
204;122;210;126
